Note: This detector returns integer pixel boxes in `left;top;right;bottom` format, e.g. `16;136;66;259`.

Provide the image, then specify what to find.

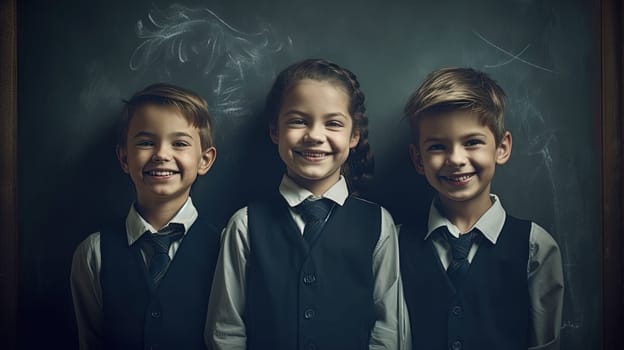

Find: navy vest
399;214;530;350
246;195;380;350
100;217;220;350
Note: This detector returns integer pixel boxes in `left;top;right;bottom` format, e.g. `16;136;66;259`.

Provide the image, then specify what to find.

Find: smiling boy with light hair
71;83;220;350
399;68;564;350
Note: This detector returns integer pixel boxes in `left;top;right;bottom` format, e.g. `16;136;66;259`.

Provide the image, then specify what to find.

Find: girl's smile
270;79;359;196
294;149;333;161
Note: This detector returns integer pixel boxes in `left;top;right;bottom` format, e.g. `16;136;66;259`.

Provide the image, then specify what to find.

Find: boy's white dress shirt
70;197;198;350
398;194;564;350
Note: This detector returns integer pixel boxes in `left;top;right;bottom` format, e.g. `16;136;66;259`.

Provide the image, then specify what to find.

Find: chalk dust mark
473;30;555;73
511;95;581;329
484;44;530;68
129;4;291;117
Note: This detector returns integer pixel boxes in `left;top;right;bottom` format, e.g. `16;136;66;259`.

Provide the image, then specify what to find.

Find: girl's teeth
301;152;325;158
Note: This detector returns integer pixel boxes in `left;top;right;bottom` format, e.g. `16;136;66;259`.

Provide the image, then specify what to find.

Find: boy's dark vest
399;214;530;350
246;195;380;350
100;217;220;350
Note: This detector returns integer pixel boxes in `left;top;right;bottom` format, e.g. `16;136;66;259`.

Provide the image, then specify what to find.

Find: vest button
303;308;315;319
452;305;462;316
303;274;316;285
306;342;317;350
451;340;462;350
151;311;161;318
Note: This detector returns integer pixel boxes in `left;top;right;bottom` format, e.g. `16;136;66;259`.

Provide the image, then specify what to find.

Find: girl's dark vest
246;195;380;350
399;214;530;350
100;217;220;350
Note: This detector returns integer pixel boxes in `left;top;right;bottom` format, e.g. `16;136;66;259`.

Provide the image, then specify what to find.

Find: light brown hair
118;83;214;150
404;67;507;145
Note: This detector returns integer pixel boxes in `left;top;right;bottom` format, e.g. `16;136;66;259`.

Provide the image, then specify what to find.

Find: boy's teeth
447;174;472;181
148;170;175;176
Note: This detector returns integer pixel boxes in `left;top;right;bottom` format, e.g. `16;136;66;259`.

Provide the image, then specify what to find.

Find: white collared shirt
398;195;564;350
278;174;350;234
205;175;401;350
70;197;199;350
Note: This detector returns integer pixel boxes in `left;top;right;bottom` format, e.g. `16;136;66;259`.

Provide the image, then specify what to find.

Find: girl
205;59;400;350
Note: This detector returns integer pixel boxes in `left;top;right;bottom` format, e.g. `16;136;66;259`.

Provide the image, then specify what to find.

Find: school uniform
205;175;401;350
398;195;564;350
70;198;220;350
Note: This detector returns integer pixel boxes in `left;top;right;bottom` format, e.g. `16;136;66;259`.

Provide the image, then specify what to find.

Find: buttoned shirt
398;195;564;350
70;197;199;350
205;175;401;349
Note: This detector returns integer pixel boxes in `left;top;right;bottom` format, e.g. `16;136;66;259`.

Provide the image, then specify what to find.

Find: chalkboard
17;0;600;348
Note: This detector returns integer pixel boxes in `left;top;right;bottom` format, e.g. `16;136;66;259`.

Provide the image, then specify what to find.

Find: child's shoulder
347;194;383;209
72;231;101;270
504;211;557;243
75;231;101;251
225;206;250;229
74;216;125;254
348;195;398;234
190;215;220;233
526;220;561;251
503;211;561;262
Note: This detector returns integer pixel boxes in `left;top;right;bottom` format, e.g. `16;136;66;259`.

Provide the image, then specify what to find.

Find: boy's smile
270;79;359;195
410;111;511;214
117;105;215;208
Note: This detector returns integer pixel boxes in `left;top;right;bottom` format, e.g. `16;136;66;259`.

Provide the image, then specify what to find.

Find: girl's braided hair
265;58;374;193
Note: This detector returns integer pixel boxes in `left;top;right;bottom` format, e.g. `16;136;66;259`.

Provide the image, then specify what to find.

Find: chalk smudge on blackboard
80;63;123;117
129;4;290;117
473;30;555;73
511;94;581;327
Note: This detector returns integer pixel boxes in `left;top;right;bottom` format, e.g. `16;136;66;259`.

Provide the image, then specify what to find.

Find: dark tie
142;224;185;285
296;198;333;244
445;228;476;289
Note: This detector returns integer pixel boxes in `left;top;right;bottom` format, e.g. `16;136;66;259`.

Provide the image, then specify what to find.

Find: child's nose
151;145;171;162
446;147;467;167
304;124;325;143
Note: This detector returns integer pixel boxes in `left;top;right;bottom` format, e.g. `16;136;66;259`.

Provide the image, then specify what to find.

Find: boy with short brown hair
71;83;219;349
399;68;564;350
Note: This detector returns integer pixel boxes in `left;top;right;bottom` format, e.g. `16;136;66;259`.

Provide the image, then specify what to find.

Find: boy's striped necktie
142;223;185;285
445;228;477;289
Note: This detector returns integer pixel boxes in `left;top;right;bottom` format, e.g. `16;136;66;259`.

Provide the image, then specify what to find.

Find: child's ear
116;146;130;174
349;129;360;149
269;125;279;145
495;131;513;165
409;143;425;175
198;147;217;175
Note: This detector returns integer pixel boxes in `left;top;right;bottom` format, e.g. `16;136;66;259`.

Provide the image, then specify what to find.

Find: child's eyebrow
169;131;194;139
282;109;308;117
422;136;445;143
461;132;488;139
422;132;488;143
132;131;194;139
132;131;156;138
323;112;348;119
282;109;348;119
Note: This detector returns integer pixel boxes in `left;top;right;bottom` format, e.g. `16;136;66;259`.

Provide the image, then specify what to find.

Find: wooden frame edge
0;0;18;348
602;0;624;349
